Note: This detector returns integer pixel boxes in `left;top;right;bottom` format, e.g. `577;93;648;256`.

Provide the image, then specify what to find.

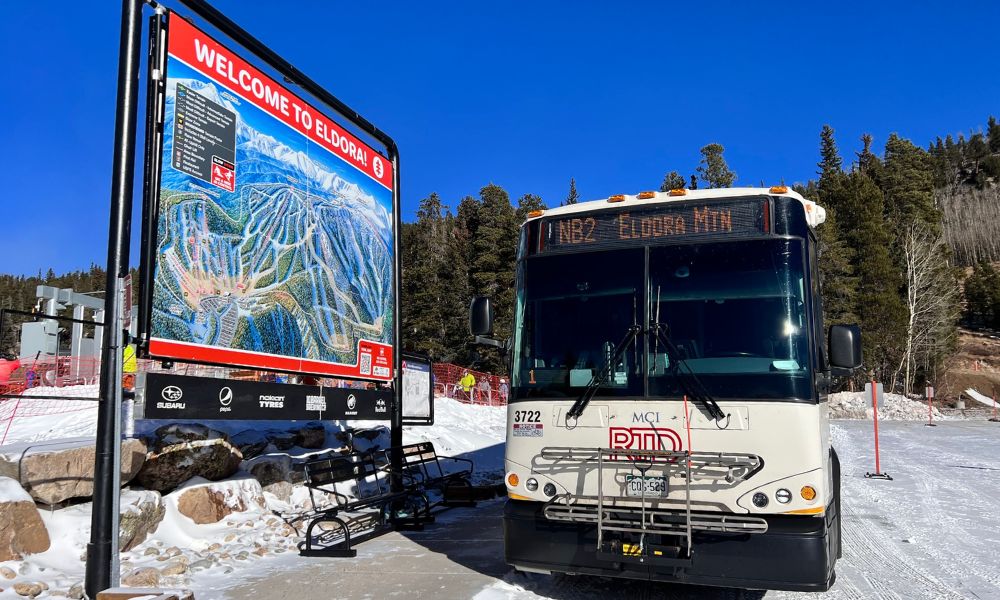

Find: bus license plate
625;475;668;498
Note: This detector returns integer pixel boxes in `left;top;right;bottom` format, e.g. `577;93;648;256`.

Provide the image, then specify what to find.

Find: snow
3;386;998;599
0;393;508;598
19;384;99;399
964;388;998;409
829;390;946;421
0;475;31;503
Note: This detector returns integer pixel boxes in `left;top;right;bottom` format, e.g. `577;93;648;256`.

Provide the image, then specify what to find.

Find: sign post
86;0;142;595
864;380;892;480
925;385;936;427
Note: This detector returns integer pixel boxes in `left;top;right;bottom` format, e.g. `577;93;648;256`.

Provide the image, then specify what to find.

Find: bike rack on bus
539;446;766;567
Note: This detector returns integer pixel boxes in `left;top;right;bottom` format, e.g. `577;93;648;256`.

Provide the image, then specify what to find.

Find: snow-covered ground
0;396;506;599
224;421;1000;600
2;391;999;599
828;390;946;421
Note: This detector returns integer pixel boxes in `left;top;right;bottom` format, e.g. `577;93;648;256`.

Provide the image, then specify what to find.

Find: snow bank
964;388;998;409
829;391;946;421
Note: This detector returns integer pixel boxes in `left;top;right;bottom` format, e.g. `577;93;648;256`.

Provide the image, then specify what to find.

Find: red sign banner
167;13;393;191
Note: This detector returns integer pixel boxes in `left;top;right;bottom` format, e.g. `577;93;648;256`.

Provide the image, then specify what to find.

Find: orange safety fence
432;362;508;406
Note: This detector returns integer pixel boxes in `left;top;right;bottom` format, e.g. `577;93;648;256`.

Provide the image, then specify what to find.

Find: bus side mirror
828;324;862;376
469;296;494;336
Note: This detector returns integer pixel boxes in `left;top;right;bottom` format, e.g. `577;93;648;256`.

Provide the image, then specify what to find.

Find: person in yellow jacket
459;370;476;400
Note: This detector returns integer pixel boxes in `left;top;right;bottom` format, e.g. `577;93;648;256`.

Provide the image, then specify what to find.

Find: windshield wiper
566;323;640;420
650;322;727;421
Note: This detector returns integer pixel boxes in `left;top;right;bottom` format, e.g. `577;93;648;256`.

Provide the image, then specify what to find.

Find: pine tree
988;116;1000;154
515;194;546;222
659;171;686;192
689;174;698;190
470;184;519;371
563;178;579;206
817;125;843;184
401;193;451;359
856;133;882;184
882;133;939;232
838;171;908;384
696;143;736;188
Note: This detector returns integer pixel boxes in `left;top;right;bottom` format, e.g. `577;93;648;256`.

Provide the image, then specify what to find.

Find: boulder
0;438;147;505
294;423;326;449
118;490;165;551
262;481;293;503
246;455;293;488
264;430;297;451
175;476;265;524
230;430;269;460
121;567;160;588
150;423;227;452
134;438;242;493
0;477;50;561
13;582;43;598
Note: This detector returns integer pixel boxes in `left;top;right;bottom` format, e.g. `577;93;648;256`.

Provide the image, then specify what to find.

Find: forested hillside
5;117;1000;391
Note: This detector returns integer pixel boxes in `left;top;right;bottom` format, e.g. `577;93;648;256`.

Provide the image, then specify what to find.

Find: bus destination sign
542;199;766;251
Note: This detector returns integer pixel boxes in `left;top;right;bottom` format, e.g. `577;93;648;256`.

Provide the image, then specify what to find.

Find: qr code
359;352;372;375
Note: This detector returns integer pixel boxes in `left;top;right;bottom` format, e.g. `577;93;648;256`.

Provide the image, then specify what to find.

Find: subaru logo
219;386;233;406
347;394;357;410
161;386;183;401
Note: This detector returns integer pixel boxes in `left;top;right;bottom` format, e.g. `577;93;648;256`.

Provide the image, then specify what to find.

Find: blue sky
1;1;999;275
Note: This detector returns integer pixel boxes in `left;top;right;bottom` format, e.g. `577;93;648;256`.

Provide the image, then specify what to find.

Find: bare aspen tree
895;223;960;393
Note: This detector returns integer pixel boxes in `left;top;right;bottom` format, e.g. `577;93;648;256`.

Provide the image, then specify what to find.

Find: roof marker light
637;191;656;199
668;189;687;197
608;194;626;203
527;210;545;218
770;185;789;194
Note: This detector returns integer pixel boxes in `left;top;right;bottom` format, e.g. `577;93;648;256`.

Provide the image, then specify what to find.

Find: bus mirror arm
474;335;505;350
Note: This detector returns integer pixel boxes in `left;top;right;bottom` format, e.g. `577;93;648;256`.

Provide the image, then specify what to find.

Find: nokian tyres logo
157;385;185;409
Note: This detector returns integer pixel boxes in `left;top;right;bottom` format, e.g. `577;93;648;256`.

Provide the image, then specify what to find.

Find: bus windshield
512;239;813;400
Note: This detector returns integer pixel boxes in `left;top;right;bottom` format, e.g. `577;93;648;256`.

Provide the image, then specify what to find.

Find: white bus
471;186;862;592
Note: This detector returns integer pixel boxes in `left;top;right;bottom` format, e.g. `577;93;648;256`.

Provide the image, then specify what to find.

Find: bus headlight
775;488;792;504
543;483;557;497
525;478;538;492
752;492;769;508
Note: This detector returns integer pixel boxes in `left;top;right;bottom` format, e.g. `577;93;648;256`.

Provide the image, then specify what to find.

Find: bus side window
809;239;827;370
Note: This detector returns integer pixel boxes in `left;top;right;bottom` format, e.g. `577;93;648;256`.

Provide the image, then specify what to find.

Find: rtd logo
608;427;682;459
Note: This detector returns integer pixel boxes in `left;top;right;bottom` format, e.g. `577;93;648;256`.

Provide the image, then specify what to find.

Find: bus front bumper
503;499;837;592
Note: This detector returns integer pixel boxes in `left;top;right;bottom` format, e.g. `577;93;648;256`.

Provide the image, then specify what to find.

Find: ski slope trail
224;421;1000;599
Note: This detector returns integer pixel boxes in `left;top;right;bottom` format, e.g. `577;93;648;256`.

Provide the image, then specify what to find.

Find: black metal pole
389;150;403;492
86;0;143;596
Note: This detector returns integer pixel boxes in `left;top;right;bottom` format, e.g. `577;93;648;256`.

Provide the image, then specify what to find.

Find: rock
253;545;267;557
247;455;293;488
163;546;180;557
67;583;83;600
0;438;146;505
0;566;14;579
151;423;228;452
160;561;187;576
175;477;265;524
265;430;297;451
294;423;326;449
143;547;160;556
224;533;237;542
235;550;249;560
206;542;221;551
119;490;165;551
0;477;50;561
121;567;160;587
189;559;213;572
13;582;42;598
263;481;293;503
134;438;242;493
230;431;269;460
